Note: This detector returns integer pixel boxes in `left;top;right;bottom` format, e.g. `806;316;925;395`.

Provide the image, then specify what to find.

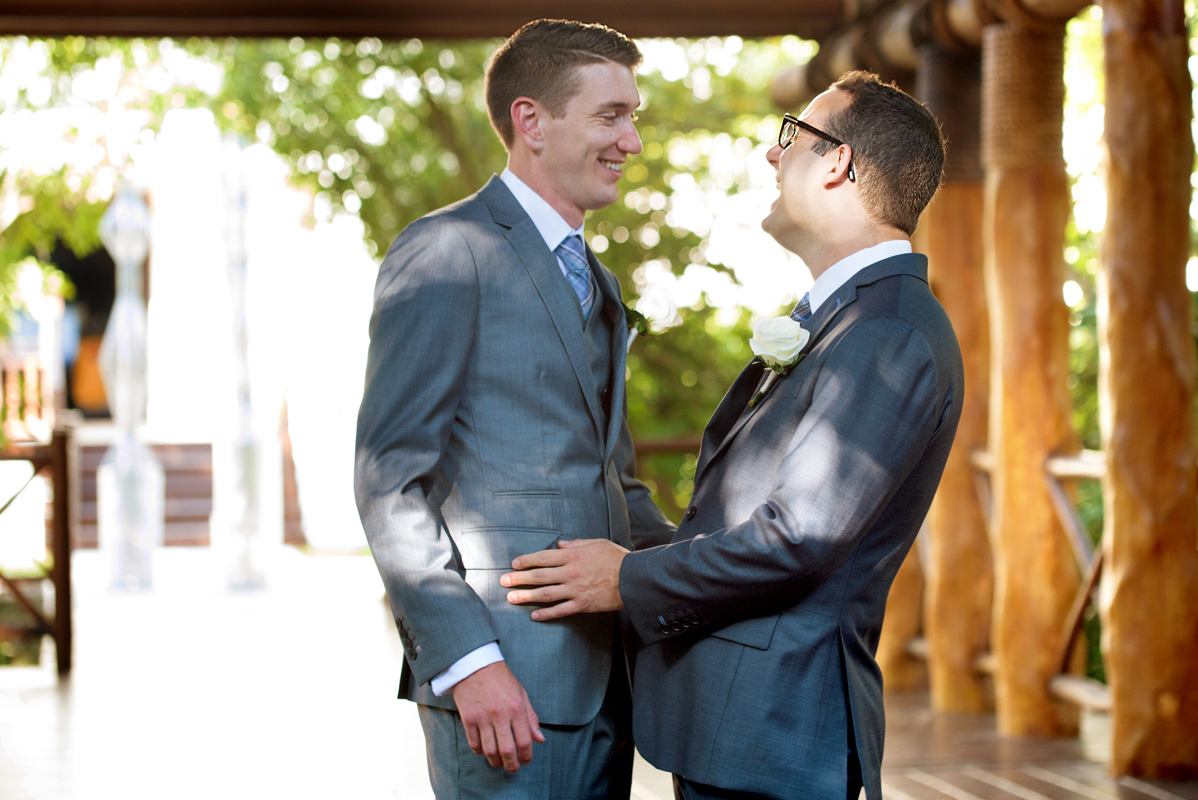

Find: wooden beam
1044;449;1105;479
1100;0;1198;777
1049;675;1111;712
0;0;843;39
982;21;1081;738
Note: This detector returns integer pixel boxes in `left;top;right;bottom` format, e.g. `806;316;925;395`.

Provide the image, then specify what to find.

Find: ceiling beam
0;1;843;40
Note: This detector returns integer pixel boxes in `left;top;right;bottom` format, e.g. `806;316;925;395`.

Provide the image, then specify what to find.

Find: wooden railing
1;357;50;444
910;448;1113;711
0;419;77;676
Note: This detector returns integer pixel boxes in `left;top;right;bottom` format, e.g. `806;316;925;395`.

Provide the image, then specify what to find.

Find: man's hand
501;539;629;621
451;661;545;772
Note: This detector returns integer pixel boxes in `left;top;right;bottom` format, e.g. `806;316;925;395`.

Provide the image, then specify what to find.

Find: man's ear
822;144;854;188
511;97;545;154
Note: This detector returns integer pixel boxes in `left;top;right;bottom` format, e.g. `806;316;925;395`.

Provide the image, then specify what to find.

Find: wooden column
982;21;1081;737
878;223;932;692
1100;0;1198;777
918;36;993;714
877;543;928;691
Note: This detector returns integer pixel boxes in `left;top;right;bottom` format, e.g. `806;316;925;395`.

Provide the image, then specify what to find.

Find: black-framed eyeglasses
779;113;856;182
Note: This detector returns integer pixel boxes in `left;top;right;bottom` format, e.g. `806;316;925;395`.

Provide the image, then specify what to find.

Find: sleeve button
684;506;698;521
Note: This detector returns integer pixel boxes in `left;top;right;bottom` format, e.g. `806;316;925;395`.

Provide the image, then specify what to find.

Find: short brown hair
810;71;945;236
485;19;642;149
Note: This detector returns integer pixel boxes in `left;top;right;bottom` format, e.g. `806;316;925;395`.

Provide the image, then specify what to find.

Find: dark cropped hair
810;71;945;236
485;19;642;149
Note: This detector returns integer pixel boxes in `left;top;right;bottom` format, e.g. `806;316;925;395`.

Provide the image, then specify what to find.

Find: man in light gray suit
354;19;674;800
504;72;961;800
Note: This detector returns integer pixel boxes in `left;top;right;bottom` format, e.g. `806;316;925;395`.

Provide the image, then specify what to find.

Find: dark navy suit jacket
620;254;964;799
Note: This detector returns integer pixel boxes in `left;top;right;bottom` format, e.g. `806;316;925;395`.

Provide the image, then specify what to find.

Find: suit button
684;506;698;521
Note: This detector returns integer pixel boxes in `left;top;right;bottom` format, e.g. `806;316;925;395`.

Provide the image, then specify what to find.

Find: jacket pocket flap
455;528;562;570
709;613;781;651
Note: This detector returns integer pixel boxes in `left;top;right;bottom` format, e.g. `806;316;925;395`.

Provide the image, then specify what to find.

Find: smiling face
761;88;852;250
533;61;642;224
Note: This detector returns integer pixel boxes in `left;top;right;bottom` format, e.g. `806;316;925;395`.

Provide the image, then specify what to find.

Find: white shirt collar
500;169;584;252
808;239;912;314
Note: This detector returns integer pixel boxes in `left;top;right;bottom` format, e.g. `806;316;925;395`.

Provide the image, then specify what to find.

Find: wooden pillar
982;21;1080;737
917;35;993;714
50;420;74;676
1099;0;1198;777
878;222;931;692
877;542;927;691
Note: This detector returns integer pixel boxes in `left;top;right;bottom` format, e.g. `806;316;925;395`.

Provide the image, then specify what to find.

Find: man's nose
618;120;643;155
766;143;782;168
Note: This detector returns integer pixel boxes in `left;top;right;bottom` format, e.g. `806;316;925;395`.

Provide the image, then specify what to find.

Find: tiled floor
0;548;673;800
1;549;1195;800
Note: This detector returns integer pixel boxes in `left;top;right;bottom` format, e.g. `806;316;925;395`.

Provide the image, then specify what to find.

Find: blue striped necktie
790;292;812;324
555;235;596;319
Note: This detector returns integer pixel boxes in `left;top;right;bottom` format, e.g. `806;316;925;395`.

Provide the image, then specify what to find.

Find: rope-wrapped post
915;2;993;714
1099;0;1198;777
981;20;1082;737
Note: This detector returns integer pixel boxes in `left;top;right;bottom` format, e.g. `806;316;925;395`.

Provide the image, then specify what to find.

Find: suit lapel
590;254;627;460
694;278;861;486
692;253;930;486
693;359;766;484
481;178;604;440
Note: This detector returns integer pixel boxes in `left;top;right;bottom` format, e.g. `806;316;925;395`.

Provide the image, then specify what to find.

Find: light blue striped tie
555;235;596;319
790;292;812;324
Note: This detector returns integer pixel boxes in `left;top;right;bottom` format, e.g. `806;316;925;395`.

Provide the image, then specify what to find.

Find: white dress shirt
501;168;588;286
429;169;587;697
808;239;912;315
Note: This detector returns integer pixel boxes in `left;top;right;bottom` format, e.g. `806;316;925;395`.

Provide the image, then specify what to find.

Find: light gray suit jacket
619;254;963;799
355;176;674;726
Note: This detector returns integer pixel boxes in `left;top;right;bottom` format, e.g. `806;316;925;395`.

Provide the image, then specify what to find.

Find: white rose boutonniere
748;316;811;408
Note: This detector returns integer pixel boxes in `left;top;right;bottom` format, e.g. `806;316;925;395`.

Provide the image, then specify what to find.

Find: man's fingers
478;723;501;768
506;584;570;606
530;599;581;621
494;723;521;773
511;709;534;766
510;549;569;570
462;720;483;755
556;538;605;548
526;696;545;743
500;567;567;588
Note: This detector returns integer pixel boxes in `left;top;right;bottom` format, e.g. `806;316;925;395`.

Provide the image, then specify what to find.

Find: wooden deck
880;692;1198;800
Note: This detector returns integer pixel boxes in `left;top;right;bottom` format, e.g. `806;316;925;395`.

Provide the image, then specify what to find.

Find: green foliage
0;168;90;335
195;37;506;256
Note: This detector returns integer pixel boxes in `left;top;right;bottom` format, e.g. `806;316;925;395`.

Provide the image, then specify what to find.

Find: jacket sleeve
354;218;497;685
619;316;943;647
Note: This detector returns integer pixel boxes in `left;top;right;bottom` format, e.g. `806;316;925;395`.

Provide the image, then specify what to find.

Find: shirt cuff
430;642;504;696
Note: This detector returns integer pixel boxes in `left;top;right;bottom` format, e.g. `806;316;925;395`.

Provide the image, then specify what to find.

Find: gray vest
581;295;614;438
